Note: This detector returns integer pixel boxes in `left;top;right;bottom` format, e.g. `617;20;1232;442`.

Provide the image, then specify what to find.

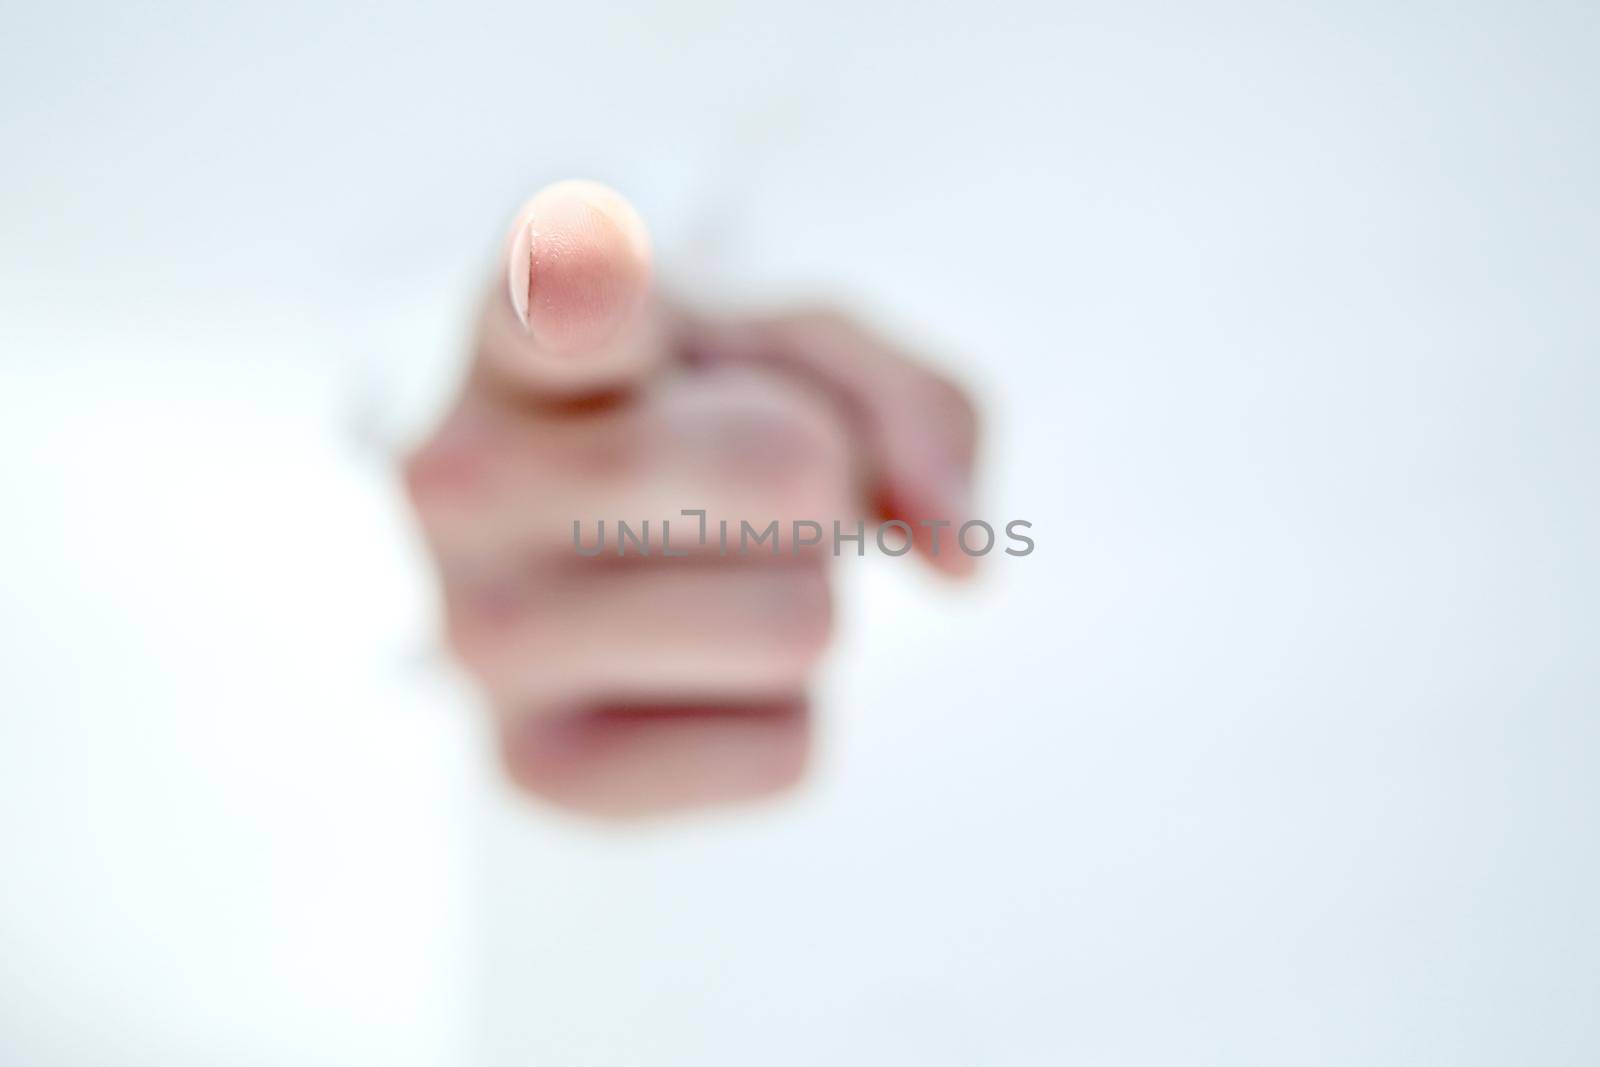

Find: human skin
404;180;979;818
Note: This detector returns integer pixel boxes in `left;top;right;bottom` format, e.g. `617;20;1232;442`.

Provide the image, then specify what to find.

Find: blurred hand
405;180;978;817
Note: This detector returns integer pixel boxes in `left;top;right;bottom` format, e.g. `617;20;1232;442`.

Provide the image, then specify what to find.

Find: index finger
474;179;670;399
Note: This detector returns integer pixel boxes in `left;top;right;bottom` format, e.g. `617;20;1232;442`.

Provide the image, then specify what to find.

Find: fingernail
507;221;533;330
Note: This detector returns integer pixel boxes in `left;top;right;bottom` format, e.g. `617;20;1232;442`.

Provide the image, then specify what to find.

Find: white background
3;1;1598;1063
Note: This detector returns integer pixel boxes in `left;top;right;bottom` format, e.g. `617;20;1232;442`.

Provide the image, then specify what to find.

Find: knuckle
775;568;834;671
400;445;437;510
442;587;524;675
910;371;980;455
442;611;496;674
403;440;466;514
801;306;856;335
719;397;848;492
928;372;977;423
402;413;495;514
